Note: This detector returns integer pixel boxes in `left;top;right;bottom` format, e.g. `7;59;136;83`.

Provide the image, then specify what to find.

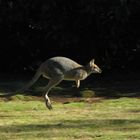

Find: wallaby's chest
64;69;88;81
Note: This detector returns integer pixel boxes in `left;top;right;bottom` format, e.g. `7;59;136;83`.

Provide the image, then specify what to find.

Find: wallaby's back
41;57;82;78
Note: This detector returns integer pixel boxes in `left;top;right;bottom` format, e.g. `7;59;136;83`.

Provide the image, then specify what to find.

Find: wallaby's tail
0;68;42;97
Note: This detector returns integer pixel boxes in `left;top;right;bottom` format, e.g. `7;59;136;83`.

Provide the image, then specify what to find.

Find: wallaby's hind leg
44;77;63;110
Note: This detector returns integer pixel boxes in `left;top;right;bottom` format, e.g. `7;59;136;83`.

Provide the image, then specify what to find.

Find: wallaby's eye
93;65;97;69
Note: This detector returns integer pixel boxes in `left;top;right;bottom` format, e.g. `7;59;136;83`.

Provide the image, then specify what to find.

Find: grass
0;96;140;140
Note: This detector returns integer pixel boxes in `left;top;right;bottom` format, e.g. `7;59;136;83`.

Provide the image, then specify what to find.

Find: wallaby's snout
96;65;102;73
92;64;102;73
97;68;102;73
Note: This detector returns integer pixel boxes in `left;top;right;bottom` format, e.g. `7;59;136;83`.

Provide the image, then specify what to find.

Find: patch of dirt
51;96;103;104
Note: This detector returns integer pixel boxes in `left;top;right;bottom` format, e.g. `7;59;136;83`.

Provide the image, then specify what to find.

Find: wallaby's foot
45;96;53;110
45;100;53;110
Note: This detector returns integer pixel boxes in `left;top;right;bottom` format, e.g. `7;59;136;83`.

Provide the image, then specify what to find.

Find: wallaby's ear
89;59;95;66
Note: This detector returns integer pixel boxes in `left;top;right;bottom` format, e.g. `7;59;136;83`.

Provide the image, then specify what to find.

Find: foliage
0;0;140;72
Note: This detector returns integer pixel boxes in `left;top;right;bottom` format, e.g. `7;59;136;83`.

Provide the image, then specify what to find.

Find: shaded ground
0;73;140;101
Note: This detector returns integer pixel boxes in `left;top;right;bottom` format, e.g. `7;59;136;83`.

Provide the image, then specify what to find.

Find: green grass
0;97;140;140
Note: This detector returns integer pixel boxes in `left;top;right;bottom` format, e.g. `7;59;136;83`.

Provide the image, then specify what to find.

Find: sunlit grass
0;97;140;140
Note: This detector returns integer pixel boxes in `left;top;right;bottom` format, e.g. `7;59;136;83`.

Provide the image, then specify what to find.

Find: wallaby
0;56;102;110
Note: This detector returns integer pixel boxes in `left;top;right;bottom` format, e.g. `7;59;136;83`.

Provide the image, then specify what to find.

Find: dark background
0;0;140;75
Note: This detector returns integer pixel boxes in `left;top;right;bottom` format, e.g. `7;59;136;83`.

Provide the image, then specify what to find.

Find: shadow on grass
0;119;139;133
0;73;140;98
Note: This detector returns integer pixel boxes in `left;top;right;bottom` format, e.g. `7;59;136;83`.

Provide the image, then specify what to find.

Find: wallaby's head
88;59;102;73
